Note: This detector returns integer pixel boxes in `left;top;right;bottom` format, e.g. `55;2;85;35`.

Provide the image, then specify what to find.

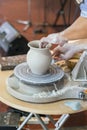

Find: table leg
17;113;70;130
46;115;56;125
55;114;70;130
17;112;33;130
34;113;49;130
33;0;48;34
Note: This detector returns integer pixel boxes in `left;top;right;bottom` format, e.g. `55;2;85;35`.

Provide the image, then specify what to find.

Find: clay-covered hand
52;41;86;60
39;33;68;48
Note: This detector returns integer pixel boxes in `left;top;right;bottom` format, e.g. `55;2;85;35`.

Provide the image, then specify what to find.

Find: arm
60;16;87;40
40;16;87;47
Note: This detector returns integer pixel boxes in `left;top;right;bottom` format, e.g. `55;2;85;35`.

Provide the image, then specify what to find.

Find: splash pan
14;62;64;85
6;75;87;103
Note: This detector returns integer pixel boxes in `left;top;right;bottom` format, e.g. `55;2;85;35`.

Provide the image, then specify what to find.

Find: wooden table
0;70;87;130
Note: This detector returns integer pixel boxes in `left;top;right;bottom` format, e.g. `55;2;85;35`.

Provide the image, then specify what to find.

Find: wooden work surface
0;70;87;115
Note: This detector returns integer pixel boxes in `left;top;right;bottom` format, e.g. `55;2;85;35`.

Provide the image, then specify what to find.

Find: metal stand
39;0;48;27
17;0;32;31
34;0;48;34
55;114;70;130
34;0;71;34
17;113;70;130
53;0;70;28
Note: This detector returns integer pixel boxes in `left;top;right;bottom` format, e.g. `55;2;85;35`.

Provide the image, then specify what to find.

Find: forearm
60;16;87;40
76;39;87;50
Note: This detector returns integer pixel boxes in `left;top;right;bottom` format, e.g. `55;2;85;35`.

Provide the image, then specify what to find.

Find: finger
59;51;75;60
45;43;52;48
53;56;62;61
41;42;49;48
40;37;50;44
52;46;62;56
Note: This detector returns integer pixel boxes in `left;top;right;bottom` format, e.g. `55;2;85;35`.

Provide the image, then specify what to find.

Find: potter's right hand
39;33;68;48
52;40;86;60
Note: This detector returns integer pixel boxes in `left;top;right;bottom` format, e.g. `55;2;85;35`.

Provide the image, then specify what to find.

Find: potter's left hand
39;33;68;48
52;41;86;60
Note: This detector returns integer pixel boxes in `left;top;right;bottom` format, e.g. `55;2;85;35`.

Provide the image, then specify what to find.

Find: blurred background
1;1;87;129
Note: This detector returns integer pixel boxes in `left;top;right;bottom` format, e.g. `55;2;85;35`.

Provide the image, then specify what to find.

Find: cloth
64;101;82;111
80;0;87;17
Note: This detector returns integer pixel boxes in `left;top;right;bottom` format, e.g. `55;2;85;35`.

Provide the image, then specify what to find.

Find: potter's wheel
6;74;87;103
6;62;87;103
14;62;64;85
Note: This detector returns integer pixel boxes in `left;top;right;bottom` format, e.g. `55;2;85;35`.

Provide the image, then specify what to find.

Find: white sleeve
80;0;87;18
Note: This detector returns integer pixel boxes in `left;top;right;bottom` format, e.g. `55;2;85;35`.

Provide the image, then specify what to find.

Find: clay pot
27;40;52;75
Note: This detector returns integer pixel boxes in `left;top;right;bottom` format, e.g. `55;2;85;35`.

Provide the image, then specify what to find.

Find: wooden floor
0;0;87;129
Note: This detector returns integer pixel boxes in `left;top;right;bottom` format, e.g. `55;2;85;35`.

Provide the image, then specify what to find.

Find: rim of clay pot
28;40;49;51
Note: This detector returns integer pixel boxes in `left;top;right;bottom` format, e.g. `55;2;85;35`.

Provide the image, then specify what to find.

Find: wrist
58;32;68;45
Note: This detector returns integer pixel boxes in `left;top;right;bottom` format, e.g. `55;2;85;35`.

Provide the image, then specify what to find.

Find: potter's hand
52;41;86;60
39;33;68;48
